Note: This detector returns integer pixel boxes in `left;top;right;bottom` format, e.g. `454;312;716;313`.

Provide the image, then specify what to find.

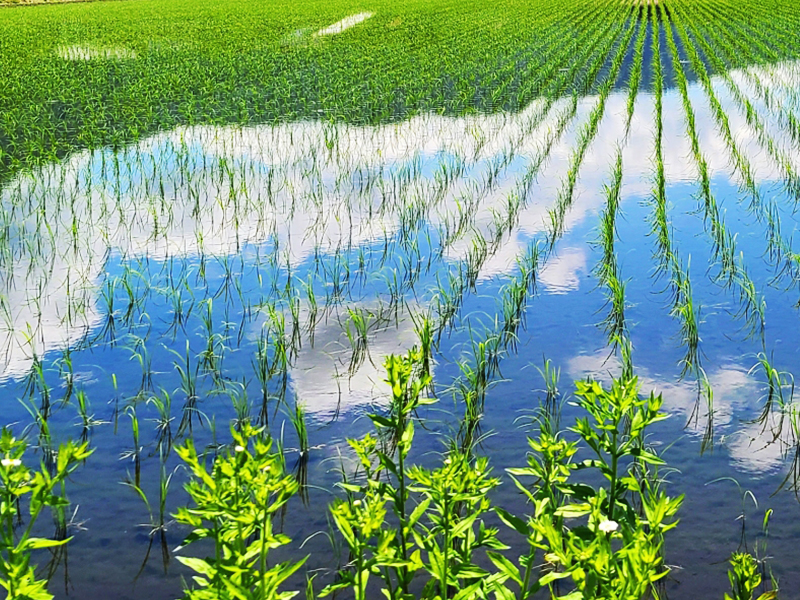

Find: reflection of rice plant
344;306;374;376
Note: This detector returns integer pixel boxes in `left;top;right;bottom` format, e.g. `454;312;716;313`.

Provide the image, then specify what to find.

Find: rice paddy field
3;0;800;597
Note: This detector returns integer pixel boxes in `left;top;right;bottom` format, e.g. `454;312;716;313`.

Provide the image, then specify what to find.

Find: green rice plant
120;404;144;488
146;389;175;456
123;452;178;577
174;424;305;600
198;298;226;386
73;389;105;443
344;306;374;377
128;334;154;395
411;310;436;384
0;428;91;600
748;352;794;437
287;400;310;505
171;341;202;436
225;380;252;433
536;357;561;414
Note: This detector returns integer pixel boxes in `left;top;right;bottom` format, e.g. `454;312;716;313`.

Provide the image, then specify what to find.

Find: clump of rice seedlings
74;389;105;443
252;303;290;425
55;347;75;407
536;356;562;424
198;298;226;386
123;453;177;577
287;400;310;504
171;341;202;436
411;310;436;383
344;306;374;376
146;389;174;456
21;337;51;420
120;405;144;488
748;352;794;438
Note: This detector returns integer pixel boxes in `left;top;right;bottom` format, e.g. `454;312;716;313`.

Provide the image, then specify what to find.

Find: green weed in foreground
173;426;306;600
171;349;777;600
0;429;91;600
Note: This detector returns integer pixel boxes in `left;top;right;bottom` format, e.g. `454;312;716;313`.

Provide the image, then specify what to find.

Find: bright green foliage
170;352;783;600
725;553;777;600
507;378;683;600
407;454;508;600
323;348;511;600
173;425;306;600
0;428;91;600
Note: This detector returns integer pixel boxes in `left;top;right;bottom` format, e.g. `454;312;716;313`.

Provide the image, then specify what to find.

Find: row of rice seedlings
443;6;640;452
661;4;768;347
667;4;793;304
648;6;704;390
591;11;650;372
545;3;638;247
594;149;629;357
425;16;632;340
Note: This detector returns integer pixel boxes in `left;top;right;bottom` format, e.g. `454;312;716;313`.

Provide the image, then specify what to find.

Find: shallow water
2;58;800;598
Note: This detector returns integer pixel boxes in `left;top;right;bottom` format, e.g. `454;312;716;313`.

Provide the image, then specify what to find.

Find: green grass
3;0;799;183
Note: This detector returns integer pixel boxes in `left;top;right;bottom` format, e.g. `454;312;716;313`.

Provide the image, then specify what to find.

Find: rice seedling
123;452;178;577
120;404;144;488
73;389;105;443
170;341;202;436
146;388;174;456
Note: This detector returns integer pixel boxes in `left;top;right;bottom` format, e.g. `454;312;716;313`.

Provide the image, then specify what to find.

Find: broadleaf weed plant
506;377;684;600
0;428;91;600
169;350;775;600
173;424;306;600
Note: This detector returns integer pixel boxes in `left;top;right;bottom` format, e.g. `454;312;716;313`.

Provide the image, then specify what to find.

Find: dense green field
1;0;799;178
3;0;800;598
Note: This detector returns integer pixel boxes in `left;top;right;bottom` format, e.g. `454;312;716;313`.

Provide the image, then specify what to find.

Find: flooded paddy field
2;0;800;598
